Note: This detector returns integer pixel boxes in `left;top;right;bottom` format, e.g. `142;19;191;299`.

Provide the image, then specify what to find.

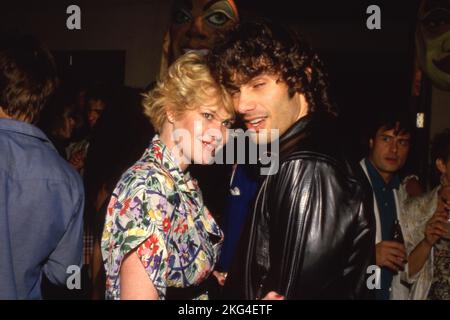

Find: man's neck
368;158;393;185
0;107;11;119
0;108;33;123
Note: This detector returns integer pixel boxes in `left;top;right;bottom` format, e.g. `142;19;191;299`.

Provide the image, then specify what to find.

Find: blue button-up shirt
217;165;260;272
0;119;84;299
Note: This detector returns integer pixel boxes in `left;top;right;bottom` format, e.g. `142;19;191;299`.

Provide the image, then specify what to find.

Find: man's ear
436;158;447;175
369;138;374;149
295;92;309;120
305;67;313;83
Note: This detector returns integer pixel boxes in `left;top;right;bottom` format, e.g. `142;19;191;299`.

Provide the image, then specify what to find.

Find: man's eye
399;140;410;146
202;113;213;120
205;12;231;27
382;137;391;142
222;120;234;129
173;9;191;24
253;82;265;89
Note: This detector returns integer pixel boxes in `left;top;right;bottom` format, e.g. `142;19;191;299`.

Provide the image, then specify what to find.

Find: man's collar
0;118;50;143
364;157;400;189
277;111;338;160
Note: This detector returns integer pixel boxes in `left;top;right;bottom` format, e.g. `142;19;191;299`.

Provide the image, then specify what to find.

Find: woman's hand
424;204;449;247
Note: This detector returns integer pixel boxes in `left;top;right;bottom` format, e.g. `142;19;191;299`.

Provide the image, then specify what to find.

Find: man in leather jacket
207;20;376;299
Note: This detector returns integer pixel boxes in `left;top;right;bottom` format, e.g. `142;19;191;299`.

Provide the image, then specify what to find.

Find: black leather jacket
223;112;376;299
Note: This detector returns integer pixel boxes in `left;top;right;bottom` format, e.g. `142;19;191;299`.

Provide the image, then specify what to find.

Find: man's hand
376;241;407;272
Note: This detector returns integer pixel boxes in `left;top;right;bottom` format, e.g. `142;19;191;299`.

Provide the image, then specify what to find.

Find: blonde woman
101;52;235;300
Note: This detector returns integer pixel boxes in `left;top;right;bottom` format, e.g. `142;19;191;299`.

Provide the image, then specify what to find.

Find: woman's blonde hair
143;52;234;133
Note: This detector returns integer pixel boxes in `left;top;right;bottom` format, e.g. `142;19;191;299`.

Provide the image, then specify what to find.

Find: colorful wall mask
416;0;450;90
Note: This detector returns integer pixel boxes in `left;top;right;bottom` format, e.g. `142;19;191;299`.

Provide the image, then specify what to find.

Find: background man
360;113;414;299
0;34;84;299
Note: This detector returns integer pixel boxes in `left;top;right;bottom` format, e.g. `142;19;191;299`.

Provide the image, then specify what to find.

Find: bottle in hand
392;219;406;272
392;219;405;244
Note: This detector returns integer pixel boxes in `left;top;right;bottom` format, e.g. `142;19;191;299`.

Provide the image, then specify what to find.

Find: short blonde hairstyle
143;52;234;133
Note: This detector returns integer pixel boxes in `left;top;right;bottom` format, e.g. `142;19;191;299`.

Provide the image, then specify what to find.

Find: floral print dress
101;135;223;300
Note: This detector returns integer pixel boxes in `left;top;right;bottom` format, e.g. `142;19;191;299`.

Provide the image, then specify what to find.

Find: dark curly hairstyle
431;129;450;164
207;19;337;115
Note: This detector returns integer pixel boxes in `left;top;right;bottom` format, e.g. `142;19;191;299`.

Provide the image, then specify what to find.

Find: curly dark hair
207;19;337;115
431;129;450;164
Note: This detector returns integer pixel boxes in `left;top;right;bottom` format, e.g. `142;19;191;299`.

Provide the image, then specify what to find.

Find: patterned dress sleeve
102;168;175;299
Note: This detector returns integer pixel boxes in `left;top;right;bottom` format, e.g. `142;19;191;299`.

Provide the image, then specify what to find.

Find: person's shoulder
278;155;366;197
1;130;80;183
113;158;176;200
280;152;348;177
403;186;439;214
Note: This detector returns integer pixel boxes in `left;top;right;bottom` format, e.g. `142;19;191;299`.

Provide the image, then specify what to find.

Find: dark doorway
52;50;126;87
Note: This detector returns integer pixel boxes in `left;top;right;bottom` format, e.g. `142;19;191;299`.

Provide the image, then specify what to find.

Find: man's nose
235;92;256;115
390;141;399;153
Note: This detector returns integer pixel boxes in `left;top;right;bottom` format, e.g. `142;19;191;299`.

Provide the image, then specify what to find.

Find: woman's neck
159;128;189;172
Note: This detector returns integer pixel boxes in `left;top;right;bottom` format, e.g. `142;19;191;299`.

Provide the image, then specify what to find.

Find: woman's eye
173;9;191;24
205;12;231;27
202;113;213;120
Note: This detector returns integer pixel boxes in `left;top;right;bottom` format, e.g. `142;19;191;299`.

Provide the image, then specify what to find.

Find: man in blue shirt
360;113;413;299
0;35;84;299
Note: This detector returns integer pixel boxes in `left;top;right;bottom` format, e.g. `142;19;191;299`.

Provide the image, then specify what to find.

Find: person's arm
107;178;172;300
43;186;84;286
91;237;105;299
408;209;449;277
120;250;159;300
